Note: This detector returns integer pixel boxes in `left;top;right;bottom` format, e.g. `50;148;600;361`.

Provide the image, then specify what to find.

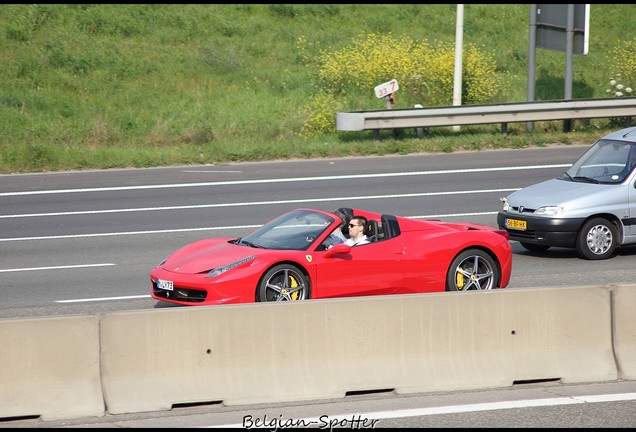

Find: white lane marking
182;170;243;173
56;295;150;303
411;211;496;219
0;164;569;197
580;392;636;402
0;211;501;242
0;225;259;242
0;263;116;272
0;189;518;218
205;392;636;428
0;263;146;303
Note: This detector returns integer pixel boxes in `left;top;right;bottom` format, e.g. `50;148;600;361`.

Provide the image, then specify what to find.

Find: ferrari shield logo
305;255;312;263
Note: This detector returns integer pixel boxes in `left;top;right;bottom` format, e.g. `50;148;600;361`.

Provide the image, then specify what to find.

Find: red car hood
163;239;256;275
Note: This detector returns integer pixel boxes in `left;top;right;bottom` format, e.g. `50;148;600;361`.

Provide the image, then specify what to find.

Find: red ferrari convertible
150;207;512;306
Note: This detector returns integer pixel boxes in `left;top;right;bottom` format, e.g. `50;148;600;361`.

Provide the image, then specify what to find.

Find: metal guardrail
336;97;636;140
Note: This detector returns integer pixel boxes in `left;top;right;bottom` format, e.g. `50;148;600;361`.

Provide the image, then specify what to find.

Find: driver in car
324;215;369;248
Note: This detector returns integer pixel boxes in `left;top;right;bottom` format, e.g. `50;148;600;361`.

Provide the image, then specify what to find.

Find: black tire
576;217;617;260
520;242;551;252
256;264;310;302
446;249;499;291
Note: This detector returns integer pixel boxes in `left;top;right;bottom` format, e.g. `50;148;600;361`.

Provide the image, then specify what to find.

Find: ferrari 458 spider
150;207;512;306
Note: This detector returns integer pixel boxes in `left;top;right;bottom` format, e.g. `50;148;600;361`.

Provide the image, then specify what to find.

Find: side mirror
324;243;351;257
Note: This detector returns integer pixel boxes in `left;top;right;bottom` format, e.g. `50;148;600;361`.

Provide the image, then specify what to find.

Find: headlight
500;197;509;211
205;256;257;279
534;206;566;216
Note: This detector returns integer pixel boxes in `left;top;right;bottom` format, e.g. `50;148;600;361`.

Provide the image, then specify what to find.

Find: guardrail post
414;104;425;138
384;94;399;139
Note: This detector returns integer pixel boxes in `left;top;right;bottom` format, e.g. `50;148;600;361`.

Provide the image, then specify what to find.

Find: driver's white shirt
345;235;369;246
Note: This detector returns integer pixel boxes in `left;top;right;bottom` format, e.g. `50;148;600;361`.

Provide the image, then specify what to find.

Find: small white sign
374;79;399;98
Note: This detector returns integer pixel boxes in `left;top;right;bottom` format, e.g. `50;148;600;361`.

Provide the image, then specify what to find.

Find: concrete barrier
0;285;624;421
612;284;636;379
0;315;104;421
100;286;617;414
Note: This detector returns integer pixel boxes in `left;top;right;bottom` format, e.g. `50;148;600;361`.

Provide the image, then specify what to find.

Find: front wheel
256;264;310;302
446;249;499;291
576;218;617;260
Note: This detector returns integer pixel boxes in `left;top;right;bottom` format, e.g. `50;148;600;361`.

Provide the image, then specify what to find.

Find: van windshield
564;139;636;184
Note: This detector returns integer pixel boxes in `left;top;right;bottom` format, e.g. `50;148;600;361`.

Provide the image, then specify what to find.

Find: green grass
0;4;634;173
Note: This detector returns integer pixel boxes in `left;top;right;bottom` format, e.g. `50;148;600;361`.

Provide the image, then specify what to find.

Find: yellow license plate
505;218;527;230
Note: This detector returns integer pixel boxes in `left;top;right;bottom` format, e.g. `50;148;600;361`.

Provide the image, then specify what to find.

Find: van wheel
576;218;617;260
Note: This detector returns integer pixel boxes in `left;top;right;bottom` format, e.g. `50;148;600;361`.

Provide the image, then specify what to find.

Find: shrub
301;33;502;134
425;41;503;105
608;37;636;87
299;92;341;138
316;33;429;94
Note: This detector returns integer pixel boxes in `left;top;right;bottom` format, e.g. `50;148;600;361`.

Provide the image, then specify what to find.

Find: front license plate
505;218;527;230
157;279;174;291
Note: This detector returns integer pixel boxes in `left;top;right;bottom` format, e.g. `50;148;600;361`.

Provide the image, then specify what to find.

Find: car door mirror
324;243;351;257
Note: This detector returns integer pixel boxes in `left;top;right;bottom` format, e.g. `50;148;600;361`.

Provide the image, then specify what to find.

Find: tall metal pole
452;4;464;132
526;4;537;132
563;3;575;132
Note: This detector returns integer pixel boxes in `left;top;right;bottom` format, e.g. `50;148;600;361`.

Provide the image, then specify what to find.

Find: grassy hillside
1;4;635;173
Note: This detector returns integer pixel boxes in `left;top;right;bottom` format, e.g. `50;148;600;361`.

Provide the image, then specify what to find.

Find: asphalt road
2;144;635;428
3;143;634;319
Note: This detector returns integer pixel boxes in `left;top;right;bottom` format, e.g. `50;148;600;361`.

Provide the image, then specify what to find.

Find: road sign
374;79;399;98
536;4;589;55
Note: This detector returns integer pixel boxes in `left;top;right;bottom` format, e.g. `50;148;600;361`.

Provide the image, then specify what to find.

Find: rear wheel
256;264;310;302
446;249;498;291
576;217;617;260
520;242;551;252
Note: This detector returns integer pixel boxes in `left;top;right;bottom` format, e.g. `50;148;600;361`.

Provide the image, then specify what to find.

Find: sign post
528;4;590;132
373;79;399;139
536;4;589;55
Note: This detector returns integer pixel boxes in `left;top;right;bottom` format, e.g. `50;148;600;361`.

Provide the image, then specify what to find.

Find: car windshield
238;209;334;251
564;139;636;184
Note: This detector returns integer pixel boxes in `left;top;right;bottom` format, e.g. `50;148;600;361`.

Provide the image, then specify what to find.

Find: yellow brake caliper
289;275;299;300
456;268;465;290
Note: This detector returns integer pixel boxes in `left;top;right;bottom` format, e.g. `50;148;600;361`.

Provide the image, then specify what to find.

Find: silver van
497;126;636;260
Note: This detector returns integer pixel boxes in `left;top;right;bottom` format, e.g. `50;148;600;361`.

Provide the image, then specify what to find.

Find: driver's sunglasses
348;223;360;228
